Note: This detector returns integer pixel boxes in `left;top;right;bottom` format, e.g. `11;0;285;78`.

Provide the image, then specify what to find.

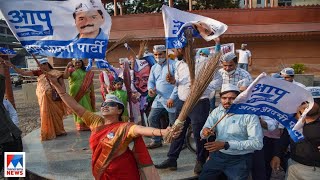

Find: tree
105;0;239;16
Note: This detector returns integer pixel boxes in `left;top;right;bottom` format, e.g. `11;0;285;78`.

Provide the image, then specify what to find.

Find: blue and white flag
195;43;234;56
0;0;111;59
228;72;314;142
162;5;227;49
0;47;17;58
94;58;118;78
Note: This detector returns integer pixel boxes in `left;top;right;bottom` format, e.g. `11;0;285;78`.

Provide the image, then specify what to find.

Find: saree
82;111;159;180
35;70;66;141
69;69;95;130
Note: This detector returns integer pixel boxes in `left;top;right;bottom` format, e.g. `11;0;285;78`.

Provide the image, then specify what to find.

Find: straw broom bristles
105;34;133;57
184;29;195;86
164;52;221;143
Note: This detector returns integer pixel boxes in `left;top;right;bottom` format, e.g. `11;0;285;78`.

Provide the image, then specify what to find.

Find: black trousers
167;98;210;163
0;136;23;180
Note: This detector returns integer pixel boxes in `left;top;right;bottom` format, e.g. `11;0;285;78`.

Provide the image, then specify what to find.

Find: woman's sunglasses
101;101;118;108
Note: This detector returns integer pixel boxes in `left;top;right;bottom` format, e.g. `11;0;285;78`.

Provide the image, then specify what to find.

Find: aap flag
0;0;111;59
195;43;234;56
162;5;227;49
0;47;17;58
94;58;118;78
228;73;314;142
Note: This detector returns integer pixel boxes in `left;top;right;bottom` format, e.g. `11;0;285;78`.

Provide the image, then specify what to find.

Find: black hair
232;57;238;64
77;60;86;71
112;77;124;85
314;98;320;106
117;103;125;121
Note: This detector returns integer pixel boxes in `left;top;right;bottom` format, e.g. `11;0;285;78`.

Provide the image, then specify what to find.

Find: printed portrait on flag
162;5;228;49
0;0;111;59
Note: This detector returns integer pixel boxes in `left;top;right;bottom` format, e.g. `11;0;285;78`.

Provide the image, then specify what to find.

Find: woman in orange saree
49;75;182;180
5;58;66;141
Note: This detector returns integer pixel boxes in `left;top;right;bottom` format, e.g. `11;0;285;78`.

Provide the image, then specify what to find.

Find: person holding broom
199;83;263;180
156;38;222;175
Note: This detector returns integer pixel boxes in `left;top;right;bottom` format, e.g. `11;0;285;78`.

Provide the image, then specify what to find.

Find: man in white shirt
236;44;252;71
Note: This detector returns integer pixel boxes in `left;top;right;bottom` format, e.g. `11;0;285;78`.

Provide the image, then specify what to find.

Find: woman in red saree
48;75;181;180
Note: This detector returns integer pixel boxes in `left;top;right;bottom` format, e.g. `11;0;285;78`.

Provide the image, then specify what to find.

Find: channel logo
4;152;26;177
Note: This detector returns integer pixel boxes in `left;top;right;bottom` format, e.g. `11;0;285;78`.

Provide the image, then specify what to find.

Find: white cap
104;94;124;106
221;52;237;62
280;67;295;76
241;44;247;47
119;58;128;64
153;45;166;52
305;87;320;98
74;0;100;13
38;58;48;64
221;83;240;94
72;58;82;61
134;59;149;72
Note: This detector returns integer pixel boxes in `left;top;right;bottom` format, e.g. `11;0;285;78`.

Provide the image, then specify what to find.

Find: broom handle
209;113;228;131
167;48;170;76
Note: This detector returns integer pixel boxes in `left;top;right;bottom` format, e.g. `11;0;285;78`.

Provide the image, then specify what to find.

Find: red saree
89;122;157;180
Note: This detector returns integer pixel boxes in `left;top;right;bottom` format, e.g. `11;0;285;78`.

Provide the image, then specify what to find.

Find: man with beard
73;0;108;40
199;84;263;180
271;87;320;180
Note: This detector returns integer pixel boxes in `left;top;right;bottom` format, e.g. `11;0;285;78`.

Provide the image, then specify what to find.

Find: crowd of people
0;37;319;180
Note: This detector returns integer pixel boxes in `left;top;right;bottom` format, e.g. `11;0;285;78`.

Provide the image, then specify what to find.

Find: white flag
0;0;111;59
228;72;314;142
162;5;228;49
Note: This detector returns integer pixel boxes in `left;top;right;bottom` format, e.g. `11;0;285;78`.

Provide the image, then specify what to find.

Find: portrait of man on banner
72;0;108;40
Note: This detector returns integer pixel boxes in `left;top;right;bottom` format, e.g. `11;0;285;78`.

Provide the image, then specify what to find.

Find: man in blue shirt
199;83;263;180
146;45;177;149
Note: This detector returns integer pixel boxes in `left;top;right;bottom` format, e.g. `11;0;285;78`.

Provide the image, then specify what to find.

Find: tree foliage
105;0;239;15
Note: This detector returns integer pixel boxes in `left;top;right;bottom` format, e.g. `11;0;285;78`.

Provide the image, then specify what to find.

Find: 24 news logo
4;152;25;177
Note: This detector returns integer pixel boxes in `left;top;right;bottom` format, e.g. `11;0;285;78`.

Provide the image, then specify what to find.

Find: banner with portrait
0;0;111;59
162;5;228;49
228;72;314;142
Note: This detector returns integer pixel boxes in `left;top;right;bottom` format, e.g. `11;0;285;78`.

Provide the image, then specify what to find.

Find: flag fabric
0;47;17;58
162;5;228;49
228;72;314;142
0;0;111;59
94;58;118;79
142;53;156;66
195;43;234;57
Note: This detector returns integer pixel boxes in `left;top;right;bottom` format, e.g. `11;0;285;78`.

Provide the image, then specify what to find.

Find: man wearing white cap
146;45;177;149
217;51;252;87
157;38;221;175
200;84;263;180
280;67;306;88
271;86;320;180
236;44;252;71
73;0;108;39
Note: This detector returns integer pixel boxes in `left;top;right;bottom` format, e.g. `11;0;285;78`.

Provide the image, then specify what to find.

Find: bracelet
159;129;163;136
152;129;156;136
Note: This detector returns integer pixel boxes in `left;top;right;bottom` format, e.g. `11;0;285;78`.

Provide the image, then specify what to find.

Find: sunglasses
101;101;118;108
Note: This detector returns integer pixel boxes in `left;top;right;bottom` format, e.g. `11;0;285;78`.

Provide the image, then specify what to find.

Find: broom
164;50;221;143
184;29;196;86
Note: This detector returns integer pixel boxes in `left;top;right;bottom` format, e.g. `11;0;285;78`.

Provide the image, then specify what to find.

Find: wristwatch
224;142;230;150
